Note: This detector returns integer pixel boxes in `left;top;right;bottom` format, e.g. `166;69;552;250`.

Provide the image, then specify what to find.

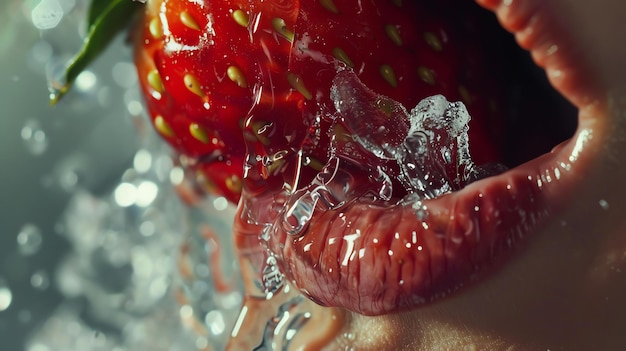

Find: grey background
1;0;138;349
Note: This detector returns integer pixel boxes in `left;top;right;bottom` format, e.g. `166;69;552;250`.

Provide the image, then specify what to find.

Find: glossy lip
259;0;610;316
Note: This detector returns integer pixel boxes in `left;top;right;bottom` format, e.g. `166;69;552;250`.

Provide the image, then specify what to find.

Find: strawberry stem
50;0;144;105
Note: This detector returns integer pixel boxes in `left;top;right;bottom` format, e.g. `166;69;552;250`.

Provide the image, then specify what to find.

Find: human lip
261;0;610;316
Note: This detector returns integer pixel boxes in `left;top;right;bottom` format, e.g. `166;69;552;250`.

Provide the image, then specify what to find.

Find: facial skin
334;1;626;350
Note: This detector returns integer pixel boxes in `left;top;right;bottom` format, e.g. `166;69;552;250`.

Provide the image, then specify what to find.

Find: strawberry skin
134;0;505;203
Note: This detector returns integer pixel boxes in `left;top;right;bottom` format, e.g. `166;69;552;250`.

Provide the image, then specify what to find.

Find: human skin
331;0;626;350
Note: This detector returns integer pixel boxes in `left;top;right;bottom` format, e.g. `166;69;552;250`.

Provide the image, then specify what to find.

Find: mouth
236;0;605;317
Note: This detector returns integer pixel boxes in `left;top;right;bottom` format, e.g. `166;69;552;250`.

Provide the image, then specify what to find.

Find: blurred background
0;1;241;350
1;0;136;349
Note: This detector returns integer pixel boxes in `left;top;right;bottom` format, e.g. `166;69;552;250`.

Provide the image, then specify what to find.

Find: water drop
58;169;79;192
135;181;159;207
17;224;43;256
133;149;152;173
179;305;194;319
205;310;226;335
282;191;318;235
46;55;70;100
127;100;143;115
262;255;284;296
21;120;48;156
148;277;168;299
31;0;64;30
74;70;97;92
599;199;610;210
195;337;209;349
114;182;137;207
30;270;50;290
169;166;184;185
213;197;229;211
139;221;155;237
0;280;12;311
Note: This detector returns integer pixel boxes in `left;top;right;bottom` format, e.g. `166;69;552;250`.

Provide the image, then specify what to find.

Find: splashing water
331;70;502;199
280;70;506;237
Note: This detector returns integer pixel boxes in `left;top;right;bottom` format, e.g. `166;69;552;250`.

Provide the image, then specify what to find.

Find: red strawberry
131;0;506;203
53;0;517;205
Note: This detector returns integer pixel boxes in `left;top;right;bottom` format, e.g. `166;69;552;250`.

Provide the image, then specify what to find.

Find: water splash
277;71;506;240
332;71;503;199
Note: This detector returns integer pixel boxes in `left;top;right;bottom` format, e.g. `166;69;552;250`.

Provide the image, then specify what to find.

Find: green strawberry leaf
87;0;116;29
50;0;144;105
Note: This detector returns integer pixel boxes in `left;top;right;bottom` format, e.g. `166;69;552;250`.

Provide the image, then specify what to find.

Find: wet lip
262;0;606;316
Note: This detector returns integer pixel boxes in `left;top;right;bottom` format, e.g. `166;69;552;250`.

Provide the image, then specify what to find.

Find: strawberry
54;0;507;203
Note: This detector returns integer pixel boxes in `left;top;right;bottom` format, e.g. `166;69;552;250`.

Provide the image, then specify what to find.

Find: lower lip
251;126;594;316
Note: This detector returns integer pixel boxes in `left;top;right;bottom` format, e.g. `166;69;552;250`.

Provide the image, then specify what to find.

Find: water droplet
412;200;429;221
179;305;194;319
169;166;184;185
114;182;137;207
17;224;43;256
21;120;48;156
0;280;12;311
136;181;159;207
282;192;318;235
30;270;50;290
74;70;97;92
58;169;79;192
46;56;68;99
127;100;143;115
195;337;209;349
133;149;152;173
213;197;229;211
205;310;226;335
31;0;64;30
599;199;610;210
262;255;284;296
139;220;155;237
148;277;168;299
